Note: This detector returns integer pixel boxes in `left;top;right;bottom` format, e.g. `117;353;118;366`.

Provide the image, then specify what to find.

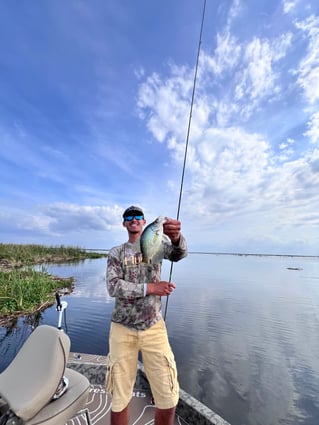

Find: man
106;205;188;425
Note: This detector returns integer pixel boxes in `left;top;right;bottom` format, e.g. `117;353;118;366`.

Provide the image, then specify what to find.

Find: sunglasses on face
124;215;144;222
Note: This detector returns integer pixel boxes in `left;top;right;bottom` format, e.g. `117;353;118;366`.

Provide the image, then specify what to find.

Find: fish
140;216;168;264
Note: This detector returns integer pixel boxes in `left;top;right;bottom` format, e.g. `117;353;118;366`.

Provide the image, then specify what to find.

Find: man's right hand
146;281;176;296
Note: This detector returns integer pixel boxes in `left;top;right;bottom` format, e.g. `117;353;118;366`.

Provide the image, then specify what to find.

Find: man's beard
129;228;140;234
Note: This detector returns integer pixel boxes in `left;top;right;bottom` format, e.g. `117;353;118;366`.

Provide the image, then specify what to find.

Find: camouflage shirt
106;235;187;330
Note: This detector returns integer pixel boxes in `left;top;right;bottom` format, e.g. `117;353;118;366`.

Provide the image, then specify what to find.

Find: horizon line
84;249;319;258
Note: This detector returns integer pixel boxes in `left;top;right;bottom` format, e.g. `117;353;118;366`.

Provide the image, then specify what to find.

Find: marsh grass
0;266;73;314
0;243;105;320
0;243;104;267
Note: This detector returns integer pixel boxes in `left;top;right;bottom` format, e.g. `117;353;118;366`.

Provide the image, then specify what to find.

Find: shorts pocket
105;354;115;396
163;353;178;394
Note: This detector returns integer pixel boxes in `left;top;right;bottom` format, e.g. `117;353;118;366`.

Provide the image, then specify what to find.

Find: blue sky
1;0;319;255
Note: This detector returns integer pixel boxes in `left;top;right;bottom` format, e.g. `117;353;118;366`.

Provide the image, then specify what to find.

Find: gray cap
122;205;144;218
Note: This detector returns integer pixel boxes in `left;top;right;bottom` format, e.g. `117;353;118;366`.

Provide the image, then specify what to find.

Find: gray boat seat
0;325;91;424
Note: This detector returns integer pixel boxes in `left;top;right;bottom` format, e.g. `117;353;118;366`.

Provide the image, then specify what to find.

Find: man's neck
128;232;141;244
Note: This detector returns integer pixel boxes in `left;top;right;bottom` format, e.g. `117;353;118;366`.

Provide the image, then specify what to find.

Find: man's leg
106;323;138;425
155;406;176;425
140;320;179;424
111;405;129;425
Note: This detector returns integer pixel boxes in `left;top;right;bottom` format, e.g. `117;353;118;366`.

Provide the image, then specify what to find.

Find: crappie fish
140;216;168;264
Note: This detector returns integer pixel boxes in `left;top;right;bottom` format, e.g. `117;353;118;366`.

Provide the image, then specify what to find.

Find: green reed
0;266;73;314
0;243;105;266
0;244;106;317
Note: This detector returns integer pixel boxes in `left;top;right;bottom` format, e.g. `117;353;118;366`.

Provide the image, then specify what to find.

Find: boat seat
0;325;91;424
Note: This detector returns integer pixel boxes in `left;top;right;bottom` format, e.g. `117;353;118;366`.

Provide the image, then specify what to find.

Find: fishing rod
164;0;207;321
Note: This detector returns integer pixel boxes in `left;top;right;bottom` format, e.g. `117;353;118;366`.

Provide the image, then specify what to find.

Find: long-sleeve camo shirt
106;235;187;330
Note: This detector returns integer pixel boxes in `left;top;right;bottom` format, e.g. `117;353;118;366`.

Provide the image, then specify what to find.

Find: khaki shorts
105;319;179;412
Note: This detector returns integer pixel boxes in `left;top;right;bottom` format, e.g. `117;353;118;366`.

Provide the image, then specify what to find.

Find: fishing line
164;0;207;321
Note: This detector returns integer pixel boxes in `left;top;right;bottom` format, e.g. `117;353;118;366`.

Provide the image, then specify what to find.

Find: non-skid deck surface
66;353;188;425
66;384;187;425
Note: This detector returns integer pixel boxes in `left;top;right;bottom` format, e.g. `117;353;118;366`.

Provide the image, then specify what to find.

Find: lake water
1;254;319;425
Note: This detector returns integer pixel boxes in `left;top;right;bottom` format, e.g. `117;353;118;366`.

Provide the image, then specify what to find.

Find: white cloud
227;0;242;29
196;30;293;127
304;111;319;143
137;68;194;143
295;15;319;104
282;0;298;14
136;8;319;253
240;38;277;100
278;138;295;161
202;32;242;76
184;127;270;212
137;63;318;229
41;203;123;233
235;33;292;105
1;204;123;237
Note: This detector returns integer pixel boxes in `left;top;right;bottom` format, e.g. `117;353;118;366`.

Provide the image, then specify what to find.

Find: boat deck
66;383;187;425
67;353;230;425
66;353;187;425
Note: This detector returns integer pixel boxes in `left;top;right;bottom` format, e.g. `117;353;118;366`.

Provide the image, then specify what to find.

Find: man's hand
146;281;176;296
163;218;181;244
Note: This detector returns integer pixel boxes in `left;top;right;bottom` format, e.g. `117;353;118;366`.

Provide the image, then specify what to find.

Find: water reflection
164;254;319;425
1;255;319;425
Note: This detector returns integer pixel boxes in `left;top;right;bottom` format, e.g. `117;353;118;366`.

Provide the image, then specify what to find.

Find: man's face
123;215;146;235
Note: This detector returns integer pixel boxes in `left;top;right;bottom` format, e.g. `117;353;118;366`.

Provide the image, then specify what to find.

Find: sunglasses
124;215;144;222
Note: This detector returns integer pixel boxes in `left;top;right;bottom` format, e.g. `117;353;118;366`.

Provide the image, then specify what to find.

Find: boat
67;352;231;425
0;326;231;425
0;326;230;425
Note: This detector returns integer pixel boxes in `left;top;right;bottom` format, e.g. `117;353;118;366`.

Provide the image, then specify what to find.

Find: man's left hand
163;218;181;244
